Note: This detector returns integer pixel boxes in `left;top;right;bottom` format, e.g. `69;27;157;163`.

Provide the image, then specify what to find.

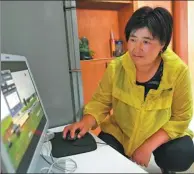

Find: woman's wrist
81;114;98;130
143;129;170;152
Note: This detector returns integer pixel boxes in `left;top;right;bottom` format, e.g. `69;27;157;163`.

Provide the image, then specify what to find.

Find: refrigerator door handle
69;69;81;73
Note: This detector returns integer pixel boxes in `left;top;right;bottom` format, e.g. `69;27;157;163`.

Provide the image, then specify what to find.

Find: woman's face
127;27;164;66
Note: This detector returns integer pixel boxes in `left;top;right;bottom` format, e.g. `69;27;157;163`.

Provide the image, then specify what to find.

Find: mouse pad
50;132;97;158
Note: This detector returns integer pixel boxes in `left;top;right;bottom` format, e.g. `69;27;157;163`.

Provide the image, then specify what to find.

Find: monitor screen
1;55;48;173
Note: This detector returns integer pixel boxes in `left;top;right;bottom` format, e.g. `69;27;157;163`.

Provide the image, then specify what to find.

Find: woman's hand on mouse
63;114;97;139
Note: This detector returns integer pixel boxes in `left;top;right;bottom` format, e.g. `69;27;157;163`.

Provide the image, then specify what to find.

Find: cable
40;133;78;173
40;167;50;173
40;154;52;165
40;134;54;172
40;156;77;173
40;133;107;173
48;158;77;173
40;134;54;164
96;141;107;145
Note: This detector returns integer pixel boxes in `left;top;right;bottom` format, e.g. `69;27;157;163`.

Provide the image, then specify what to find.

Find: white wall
188;1;194;132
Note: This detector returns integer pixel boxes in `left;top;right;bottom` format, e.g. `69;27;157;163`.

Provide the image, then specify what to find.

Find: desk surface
45;126;147;173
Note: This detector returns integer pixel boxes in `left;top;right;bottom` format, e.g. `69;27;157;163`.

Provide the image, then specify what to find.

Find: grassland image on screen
1;69;44;169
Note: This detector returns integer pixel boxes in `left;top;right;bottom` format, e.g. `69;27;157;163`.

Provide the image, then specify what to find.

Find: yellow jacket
83;48;193;157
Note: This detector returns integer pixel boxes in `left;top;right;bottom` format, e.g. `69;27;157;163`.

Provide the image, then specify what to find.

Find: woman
63;6;194;173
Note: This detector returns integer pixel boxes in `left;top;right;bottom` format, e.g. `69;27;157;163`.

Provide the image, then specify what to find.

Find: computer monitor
1;54;49;173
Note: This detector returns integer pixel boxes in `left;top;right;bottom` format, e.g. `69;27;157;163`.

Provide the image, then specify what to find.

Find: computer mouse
65;129;80;141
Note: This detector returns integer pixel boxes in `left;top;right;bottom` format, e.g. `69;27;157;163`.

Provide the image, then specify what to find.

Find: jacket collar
121;48;179;94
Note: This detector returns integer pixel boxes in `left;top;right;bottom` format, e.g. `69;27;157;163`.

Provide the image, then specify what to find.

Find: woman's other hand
131;142;153;167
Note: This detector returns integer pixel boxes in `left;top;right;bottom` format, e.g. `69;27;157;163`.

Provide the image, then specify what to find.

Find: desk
40;126;147;173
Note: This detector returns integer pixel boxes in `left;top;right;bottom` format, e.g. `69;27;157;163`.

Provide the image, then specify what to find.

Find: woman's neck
136;57;162;83
136;57;161;73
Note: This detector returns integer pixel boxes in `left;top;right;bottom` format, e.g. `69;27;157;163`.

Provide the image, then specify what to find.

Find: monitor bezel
1;53;49;173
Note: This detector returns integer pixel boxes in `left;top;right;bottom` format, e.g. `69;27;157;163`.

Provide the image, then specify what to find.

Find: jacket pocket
112;87;142;109
146;88;173;110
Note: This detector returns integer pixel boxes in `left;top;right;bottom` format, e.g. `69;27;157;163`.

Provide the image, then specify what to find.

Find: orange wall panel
118;4;133;51
173;1;188;64
80;59;111;104
133;1;172;14
76;9;120;59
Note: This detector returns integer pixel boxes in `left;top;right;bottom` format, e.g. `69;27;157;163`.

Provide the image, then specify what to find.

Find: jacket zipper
128;102;145;156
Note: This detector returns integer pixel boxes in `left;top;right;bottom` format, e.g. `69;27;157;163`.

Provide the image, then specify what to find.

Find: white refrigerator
1;1;83;128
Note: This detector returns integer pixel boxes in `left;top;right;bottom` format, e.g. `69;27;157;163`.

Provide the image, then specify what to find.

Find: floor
142;155;194;173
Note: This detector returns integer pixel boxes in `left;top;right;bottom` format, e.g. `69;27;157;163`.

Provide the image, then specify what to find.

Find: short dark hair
125;6;173;52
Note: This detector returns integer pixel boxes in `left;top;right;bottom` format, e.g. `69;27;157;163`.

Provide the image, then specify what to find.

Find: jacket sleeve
162;67;193;139
83;62;114;125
